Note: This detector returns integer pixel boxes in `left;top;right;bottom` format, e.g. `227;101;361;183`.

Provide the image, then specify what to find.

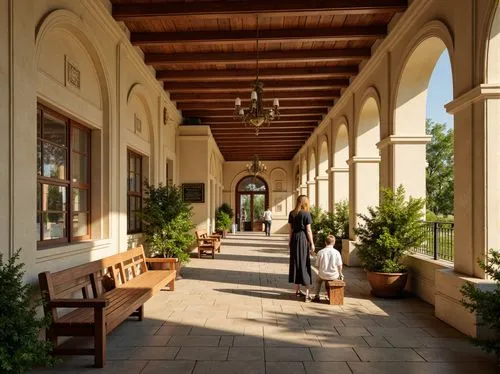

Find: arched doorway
236;176;269;232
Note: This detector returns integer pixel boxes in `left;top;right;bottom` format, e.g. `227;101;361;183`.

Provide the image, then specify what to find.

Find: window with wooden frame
127;150;143;234
37;105;91;247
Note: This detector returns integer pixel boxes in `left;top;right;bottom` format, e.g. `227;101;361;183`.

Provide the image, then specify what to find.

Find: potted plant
215;210;232;238
142;183;195;272
461;249;500;366
355;185;425;298
0;249;57;372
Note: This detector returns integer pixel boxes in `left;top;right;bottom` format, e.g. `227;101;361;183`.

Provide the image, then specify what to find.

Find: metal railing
415;221;454;262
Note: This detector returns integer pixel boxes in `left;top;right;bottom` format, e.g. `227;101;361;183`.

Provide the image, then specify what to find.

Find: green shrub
0;249;57;373
217;203;234;219
310;201;349;250
355;186;426;273
426;210;454;223
461;249;500;360
142;183;195;262
215;210;232;232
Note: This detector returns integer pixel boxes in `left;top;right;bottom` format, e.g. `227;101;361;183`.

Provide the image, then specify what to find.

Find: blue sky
426;51;453;128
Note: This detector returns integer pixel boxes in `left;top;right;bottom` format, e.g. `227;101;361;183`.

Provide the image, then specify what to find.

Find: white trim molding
445;84;500;114
347;156;381;166
377;135;432;150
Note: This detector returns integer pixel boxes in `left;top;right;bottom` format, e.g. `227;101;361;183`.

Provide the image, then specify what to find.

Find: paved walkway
34;233;498;373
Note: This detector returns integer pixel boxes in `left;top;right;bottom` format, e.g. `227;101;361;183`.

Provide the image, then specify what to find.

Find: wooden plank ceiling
111;0;407;161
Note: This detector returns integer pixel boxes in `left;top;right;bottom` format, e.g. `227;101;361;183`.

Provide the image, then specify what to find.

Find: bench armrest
146;258;179;263
49;298;108;308
198;237;218;243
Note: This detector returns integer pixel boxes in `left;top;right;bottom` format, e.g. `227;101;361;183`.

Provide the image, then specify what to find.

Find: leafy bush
425;210;454;223
310;201;349;250
215;210;232;232
217;203;234;219
142;183;195;262
355;186;426;273
461;249;500;359
0;249;57;373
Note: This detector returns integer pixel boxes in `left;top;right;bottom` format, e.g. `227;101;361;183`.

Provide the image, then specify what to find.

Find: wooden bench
38;245;176;368
325;280;346;305
195;230;221;259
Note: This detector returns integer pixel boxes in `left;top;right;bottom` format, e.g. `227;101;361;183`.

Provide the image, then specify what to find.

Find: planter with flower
355;185;425;298
142;183;195;275
215;203;234;237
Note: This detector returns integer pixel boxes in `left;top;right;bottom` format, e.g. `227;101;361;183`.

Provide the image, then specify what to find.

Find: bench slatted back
38;245;149;323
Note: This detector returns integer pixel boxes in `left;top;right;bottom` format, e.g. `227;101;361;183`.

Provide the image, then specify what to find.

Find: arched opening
308;150;317;206
301;157;307;189
333;124;350;206
235;176;269;232
317;140;329;210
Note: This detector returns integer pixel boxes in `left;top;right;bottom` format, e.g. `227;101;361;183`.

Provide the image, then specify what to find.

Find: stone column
315;175;329;211
342;156;380;266
307;181;316;207
431;85;500;337
378;136;431;201
299;184;307;196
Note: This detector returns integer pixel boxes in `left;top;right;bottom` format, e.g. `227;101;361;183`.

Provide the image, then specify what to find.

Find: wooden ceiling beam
177;100;332;110
182;108;326;118
113;1;408;21
208;125;315;130
200;116;320;124
166;80;345;92
131;26;387;46
171;90;340;102
157;66;358;82
203;121;318;127
146;49;370;66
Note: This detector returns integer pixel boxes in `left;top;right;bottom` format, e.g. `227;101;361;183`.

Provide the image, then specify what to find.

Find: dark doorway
236;176;268;232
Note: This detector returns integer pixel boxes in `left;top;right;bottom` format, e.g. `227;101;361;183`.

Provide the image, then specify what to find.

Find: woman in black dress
288;195;315;302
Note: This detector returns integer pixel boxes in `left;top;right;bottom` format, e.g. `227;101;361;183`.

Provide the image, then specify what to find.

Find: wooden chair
195;230;221;258
38;245;176;368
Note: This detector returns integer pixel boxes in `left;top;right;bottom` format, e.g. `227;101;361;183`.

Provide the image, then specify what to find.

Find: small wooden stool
326;280;346;305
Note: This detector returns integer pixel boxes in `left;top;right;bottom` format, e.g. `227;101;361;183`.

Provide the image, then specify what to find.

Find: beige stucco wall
223;161;294;234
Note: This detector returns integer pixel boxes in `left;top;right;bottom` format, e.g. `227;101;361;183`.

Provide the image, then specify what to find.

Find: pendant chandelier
234;17;280;135
246;155;267;176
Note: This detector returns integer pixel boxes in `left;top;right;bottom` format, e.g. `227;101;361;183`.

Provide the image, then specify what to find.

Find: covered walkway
34;234;497;374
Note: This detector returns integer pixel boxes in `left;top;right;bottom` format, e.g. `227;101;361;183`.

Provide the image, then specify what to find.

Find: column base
435;268;496;338
341;240;361;267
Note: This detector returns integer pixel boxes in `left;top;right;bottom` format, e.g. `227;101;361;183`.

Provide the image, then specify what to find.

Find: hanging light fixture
246;155;267;176
234;16;280;135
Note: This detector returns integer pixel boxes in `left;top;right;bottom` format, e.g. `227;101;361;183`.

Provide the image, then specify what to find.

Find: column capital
377;135;432;150
306;180;316;185
315;175;328;181
347;156;381;166
329;167;349;173
445;84;500;114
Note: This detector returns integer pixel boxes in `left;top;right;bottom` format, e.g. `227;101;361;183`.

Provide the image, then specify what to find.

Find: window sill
35;239;112;264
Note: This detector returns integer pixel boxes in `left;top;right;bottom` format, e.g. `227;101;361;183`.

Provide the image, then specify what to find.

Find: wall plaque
182;183;205;203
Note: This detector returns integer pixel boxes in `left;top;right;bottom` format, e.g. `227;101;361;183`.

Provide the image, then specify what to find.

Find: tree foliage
355;186;426;273
310;201;349;250
426;119;454;216
0;249;57;373
461;249;500;359
142;183;195;262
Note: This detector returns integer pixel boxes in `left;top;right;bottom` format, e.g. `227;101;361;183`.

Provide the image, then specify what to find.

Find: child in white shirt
312;235;344;302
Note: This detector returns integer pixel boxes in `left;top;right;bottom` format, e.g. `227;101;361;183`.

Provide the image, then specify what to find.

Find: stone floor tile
341;318;381;327
366;327;431;337
354;347;424;362
422;326;466;338
309;347;360;361
415;348;496;362
362;336;392;348
348;362;500;374
336;327;372;337
318;336;370;348
155;326;192;336
129;346;180;360
219;336;235;347
265;347;313;361
109;334;171;347
303;362;352;374
228;347;265;360
265;362;306;374
234;335;264;346
141;360;196;374
168;335;221;346
192;361;265;374
175;347;229;361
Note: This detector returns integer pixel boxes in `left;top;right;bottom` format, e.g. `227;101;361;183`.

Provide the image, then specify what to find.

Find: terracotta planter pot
366;271;408;298
150;258;182;279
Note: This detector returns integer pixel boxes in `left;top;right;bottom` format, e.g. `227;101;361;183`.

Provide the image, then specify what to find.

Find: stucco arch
393;21;454;135
318;136;329;177
486;2;500;83
308;148;317;181
334;124;350;168
301;156;307;185
356;87;381;157
35;9;113;240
